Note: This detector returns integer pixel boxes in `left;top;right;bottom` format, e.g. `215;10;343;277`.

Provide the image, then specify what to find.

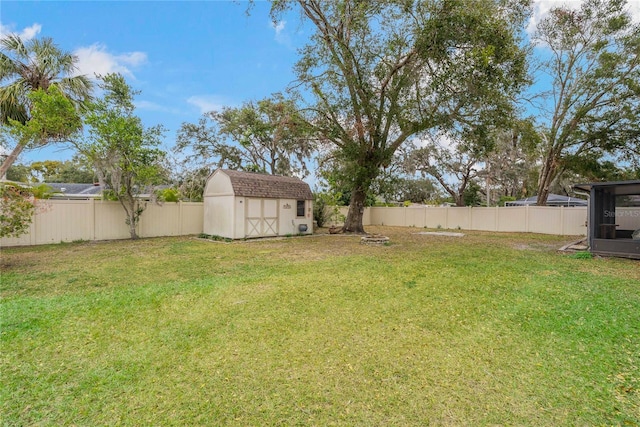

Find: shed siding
204;171;233;197
204;195;235;238
278;199;313;235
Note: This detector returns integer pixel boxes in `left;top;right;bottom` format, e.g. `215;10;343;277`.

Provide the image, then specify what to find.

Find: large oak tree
269;0;529;232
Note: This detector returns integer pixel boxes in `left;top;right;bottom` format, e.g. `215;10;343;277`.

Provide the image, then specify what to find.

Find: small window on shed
297;200;305;217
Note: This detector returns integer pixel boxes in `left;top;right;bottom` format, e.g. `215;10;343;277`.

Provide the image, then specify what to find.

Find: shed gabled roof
221;169;313;200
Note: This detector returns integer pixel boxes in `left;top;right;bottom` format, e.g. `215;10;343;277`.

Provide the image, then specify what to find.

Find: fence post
90;198;96;241
423;205;427;228
179;201;183;236
560;206;565;236
444;206;449;229
525;204;530;232
30;200;38;245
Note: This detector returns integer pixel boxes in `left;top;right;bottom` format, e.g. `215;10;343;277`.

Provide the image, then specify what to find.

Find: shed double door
245;198;278;237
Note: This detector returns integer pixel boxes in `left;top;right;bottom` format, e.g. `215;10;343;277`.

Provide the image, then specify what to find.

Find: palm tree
0;34;92;177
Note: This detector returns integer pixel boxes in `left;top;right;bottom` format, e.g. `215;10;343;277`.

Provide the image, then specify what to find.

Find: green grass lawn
1;227;639;426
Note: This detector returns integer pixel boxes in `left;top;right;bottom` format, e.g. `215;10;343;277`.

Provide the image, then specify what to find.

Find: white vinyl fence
1;199;204;247
335;205;589;236
7;201;628;248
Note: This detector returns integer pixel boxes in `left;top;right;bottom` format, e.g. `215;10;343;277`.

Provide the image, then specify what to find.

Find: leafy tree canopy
75;73;167;240
0;86;83;178
176;93;315;178
268;0;529;232
531;0;640;204
0;34;92;176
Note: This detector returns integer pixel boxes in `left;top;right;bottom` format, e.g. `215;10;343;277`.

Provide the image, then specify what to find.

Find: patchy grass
1;227;639;426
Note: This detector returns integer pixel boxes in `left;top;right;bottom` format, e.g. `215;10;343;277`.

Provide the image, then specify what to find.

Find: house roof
46;183;103;196
505;193;588;207
221;169;313;200
44;183;169;199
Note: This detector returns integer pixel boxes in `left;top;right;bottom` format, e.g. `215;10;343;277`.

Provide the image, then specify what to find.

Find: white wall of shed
203;195;235;238
278;199;313;236
203;170;233;197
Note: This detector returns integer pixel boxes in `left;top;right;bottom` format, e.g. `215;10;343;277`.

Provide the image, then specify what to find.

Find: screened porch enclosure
575;180;640;260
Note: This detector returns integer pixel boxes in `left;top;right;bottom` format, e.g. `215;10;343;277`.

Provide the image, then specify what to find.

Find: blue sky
1;0;639;166
1;0;308;163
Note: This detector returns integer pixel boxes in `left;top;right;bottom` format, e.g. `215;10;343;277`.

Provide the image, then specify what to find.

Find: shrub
0;183;36;238
313;192;343;227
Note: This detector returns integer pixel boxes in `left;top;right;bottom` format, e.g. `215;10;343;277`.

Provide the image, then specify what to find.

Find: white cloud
186;95;230;114
628;1;640;23
272;20;286;35
73;43;147;79
270;19;292;48
0;22;42;40
20;23;42;40
528;0;640;35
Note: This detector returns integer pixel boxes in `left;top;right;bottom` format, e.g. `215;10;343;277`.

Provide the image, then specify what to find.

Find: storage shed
573;180;640;259
203;169;314;239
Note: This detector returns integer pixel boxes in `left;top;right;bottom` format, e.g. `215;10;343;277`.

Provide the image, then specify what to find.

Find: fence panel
1;199;205;247
424;207;448;229
563;207;588;236
497;207;528;232
93;201;131;240
446;207;471;230
471;207;498;231
527;206;561;235
405;207;426;228
140;202;180;237
362;205;588;236
180;202;206;235
34;200;94;244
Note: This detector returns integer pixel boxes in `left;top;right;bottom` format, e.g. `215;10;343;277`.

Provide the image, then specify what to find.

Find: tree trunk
128;219;139;240
342;186;367;234
536;150;557;206
121;198;139;240
0;143;26;179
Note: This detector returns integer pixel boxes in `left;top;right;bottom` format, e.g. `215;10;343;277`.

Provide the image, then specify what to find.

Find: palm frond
0;34;29;60
0;82;29;124
55;75;94;104
0;52;22;82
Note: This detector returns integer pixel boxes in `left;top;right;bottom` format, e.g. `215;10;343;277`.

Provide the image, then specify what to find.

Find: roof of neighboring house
44;183;170;199
221;169;313;200
46;183;103;196
505;193;588;207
